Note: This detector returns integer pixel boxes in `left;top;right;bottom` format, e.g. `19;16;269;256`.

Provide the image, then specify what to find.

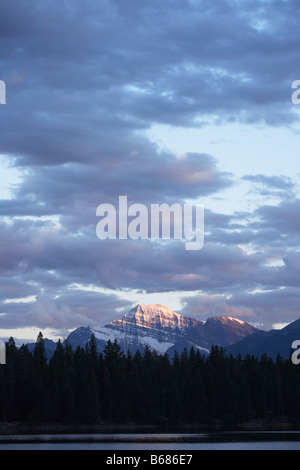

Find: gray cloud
0;0;300;335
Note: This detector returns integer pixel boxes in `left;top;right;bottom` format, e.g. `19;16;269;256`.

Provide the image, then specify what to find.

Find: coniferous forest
1;332;300;427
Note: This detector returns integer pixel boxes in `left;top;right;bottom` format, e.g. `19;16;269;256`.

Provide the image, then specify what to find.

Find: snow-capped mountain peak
65;304;259;356
210;316;246;325
108;304;200;330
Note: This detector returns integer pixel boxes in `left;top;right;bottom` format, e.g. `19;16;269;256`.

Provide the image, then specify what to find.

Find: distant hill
225;318;300;360
26;337;57;360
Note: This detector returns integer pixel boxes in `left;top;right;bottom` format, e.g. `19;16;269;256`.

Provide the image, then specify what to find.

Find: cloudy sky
1;0;300;343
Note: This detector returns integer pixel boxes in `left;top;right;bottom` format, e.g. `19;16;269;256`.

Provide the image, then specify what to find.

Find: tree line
1;332;300;426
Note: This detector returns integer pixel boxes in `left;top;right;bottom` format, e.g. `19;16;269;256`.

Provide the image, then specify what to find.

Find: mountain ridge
19;305;300;361
225;318;300;360
65;303;259;356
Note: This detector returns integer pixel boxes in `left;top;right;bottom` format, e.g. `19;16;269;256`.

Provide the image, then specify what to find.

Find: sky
1;0;300;344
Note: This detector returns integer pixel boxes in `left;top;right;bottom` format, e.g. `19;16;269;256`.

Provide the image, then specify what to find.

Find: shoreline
0;420;297;435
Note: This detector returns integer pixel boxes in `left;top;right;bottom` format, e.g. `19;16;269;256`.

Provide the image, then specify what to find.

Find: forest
1;332;300;426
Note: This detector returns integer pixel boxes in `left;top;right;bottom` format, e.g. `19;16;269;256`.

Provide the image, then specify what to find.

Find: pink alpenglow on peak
108;304;201;330
66;303;260;356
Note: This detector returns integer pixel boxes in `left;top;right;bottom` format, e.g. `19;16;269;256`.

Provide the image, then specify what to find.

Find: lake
1;431;300;450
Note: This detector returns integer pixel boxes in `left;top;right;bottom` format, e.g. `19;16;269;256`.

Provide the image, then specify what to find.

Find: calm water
1;431;300;450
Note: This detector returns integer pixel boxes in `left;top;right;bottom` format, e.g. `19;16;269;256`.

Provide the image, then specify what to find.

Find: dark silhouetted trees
0;334;300;426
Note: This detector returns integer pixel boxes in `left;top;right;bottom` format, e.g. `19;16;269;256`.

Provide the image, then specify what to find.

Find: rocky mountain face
108;304;200;330
66;304;259;356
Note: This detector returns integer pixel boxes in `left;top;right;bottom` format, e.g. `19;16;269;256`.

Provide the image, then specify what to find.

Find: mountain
166;315;260;356
65;304;259;356
21;305;300;360
189;315;259;349
66;304;201;355
108;304;200;330
26;337;57;360
225;318;300;360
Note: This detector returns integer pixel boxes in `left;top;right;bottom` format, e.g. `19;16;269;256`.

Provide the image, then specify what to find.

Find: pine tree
34;332;47;372
2;334;300;426
4;337;18;421
31;332;48;422
49;339;76;423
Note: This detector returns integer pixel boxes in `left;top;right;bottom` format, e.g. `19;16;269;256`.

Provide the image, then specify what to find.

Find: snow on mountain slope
97;304;201;354
66;304;259;356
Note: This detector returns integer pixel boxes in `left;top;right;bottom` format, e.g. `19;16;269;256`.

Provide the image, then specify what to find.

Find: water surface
1;431;300;450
